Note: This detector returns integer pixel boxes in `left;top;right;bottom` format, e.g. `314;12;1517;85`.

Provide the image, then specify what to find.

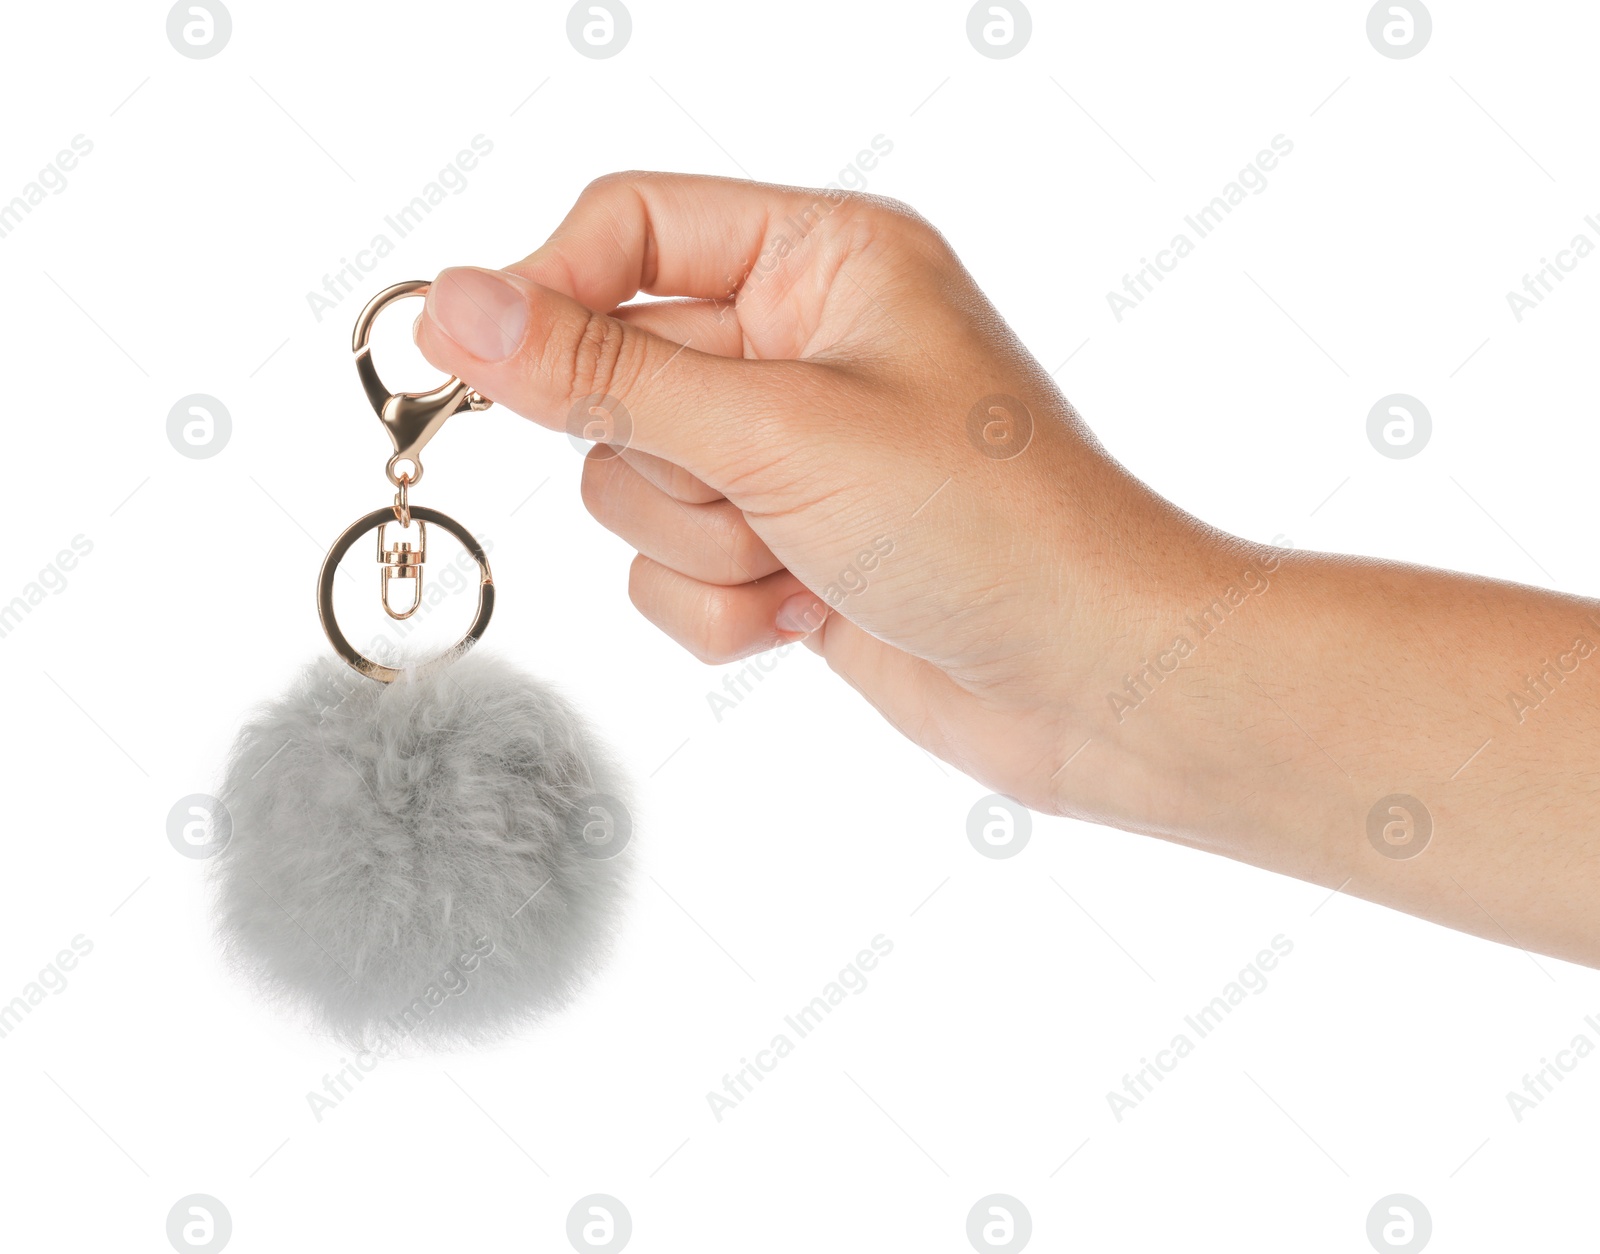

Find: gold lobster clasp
351;279;492;487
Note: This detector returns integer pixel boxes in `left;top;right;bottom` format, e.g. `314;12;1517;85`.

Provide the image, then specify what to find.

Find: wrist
1041;527;1327;842
1082;543;1364;876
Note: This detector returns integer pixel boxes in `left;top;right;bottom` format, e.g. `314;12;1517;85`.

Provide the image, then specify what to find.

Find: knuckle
626;559;738;665
578;449;619;521
625;552;766;666
660;460;721;504
583;169;653;197
560;310;636;405
691;588;746;664
717;510;767;582
861;192;922;223
835;192;951;261
625;554;652;612
833;189;916;228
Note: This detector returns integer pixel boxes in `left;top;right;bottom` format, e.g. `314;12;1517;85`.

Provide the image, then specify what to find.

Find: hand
414;171;1222;819
418;171;1600;968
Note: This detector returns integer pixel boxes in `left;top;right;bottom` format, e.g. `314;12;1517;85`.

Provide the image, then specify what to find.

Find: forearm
1107;541;1600;966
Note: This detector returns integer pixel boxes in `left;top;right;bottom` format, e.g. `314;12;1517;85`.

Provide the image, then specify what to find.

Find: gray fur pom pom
213;650;631;1046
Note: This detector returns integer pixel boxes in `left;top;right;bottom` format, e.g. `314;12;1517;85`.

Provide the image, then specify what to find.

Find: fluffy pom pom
213;649;631;1046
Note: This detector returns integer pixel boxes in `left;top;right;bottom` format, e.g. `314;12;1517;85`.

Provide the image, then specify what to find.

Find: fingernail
424;267;528;362
776;593;828;636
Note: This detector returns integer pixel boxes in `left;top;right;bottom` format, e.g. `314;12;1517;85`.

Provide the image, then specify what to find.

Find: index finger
507;171;847;312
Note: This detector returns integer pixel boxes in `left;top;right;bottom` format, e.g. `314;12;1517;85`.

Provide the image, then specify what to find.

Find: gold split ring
317;505;494;683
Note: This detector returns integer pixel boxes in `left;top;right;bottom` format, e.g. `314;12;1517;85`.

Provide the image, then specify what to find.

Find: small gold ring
317;505;494;683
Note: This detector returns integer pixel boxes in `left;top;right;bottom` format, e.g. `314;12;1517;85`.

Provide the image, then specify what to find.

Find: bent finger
617;447;723;505
613;298;744;359
582;450;782;586
627;555;828;665
506;171;851;311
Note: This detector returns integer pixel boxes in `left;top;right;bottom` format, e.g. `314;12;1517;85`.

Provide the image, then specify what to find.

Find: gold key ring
317;505;495;683
317;280;497;682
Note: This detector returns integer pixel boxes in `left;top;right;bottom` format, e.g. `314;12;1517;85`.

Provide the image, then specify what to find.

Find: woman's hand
414;171;1224;820
417;170;1600;969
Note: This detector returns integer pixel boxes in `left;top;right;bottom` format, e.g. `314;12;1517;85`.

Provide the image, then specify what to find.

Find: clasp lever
351;279;492;487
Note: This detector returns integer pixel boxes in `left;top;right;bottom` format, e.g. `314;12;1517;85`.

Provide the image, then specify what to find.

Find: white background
1;1;1596;1250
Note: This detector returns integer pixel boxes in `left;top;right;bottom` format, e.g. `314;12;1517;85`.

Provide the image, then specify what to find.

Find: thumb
414;266;791;482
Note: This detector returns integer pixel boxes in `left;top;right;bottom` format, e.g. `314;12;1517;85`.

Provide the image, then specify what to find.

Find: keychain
214;281;632;1046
